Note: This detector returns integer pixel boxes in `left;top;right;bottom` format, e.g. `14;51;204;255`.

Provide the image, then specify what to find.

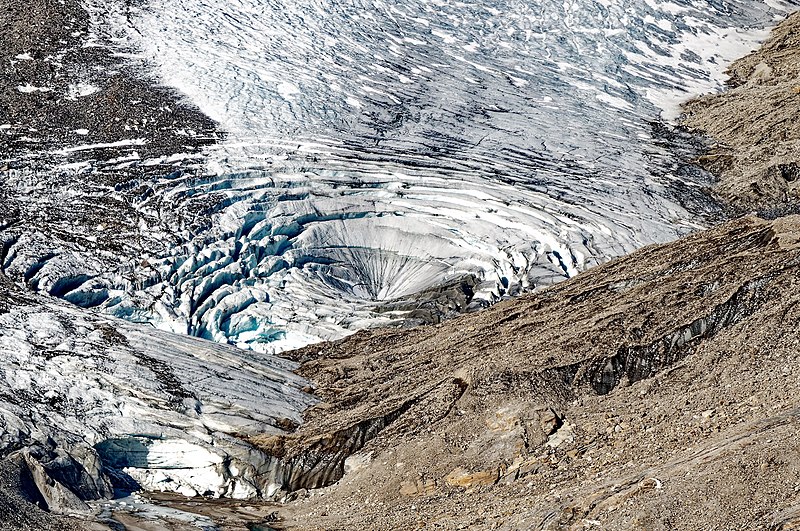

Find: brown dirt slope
683;12;800;215
267;214;800;530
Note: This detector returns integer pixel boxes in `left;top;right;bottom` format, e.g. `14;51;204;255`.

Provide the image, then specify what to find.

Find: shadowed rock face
0;456;83;531
683;12;800;216
259;215;800;530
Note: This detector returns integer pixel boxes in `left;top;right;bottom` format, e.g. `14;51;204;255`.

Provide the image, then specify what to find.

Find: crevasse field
85;0;794;353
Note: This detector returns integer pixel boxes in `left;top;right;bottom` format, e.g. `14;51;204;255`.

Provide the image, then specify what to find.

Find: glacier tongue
0;279;314;502
60;0;794;352
100;167;632;353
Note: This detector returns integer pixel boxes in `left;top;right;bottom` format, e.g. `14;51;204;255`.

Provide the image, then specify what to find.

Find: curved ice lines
74;0;796;351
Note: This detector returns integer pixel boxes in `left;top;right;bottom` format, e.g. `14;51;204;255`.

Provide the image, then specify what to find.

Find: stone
344;452;372;475
486;408;522;433
566;449;580;459
444;467;498;490
11;450;91;514
399;479;436;497
545;422;576;449
538;408;562;436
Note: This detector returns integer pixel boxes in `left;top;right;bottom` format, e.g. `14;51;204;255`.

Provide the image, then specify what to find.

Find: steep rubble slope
262;214;800;530
684;11;800;214
0;275;313;526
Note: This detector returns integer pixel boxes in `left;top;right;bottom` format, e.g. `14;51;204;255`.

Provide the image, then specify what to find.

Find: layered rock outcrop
270;215;800;530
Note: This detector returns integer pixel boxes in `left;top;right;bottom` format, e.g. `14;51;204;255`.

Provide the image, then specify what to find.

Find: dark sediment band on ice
0;0;222;267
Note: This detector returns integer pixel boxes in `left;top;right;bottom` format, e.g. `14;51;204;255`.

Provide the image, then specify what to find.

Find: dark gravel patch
0;0;220;182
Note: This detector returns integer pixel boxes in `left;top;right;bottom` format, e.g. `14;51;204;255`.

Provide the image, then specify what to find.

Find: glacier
4;0;793;353
0;0;797;514
31;0;789;353
0;278;314;505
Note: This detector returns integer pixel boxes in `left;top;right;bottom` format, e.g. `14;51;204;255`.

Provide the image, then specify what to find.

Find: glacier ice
52;0;796;352
0;281;315;501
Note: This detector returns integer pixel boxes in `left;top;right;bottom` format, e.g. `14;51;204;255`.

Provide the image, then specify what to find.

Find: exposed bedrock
576;272;771;395
252;377;470;494
258;268;770;494
0;452;87;530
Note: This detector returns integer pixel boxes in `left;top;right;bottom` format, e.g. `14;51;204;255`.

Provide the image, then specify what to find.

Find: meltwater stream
91;0;795;352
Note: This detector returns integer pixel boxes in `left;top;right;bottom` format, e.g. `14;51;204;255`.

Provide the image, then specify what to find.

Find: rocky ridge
684;11;800;216
269;213;800;530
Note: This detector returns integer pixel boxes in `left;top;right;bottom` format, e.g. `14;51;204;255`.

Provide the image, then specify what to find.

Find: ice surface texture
0;285;314;499
67;0;796;351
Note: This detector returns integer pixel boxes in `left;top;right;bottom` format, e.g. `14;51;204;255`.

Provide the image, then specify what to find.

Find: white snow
55;138;147;154
66;82;101;99
277;81;300;99
94;494;218;527
631;21;774;120
56;160;93;172
17;84;52;93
